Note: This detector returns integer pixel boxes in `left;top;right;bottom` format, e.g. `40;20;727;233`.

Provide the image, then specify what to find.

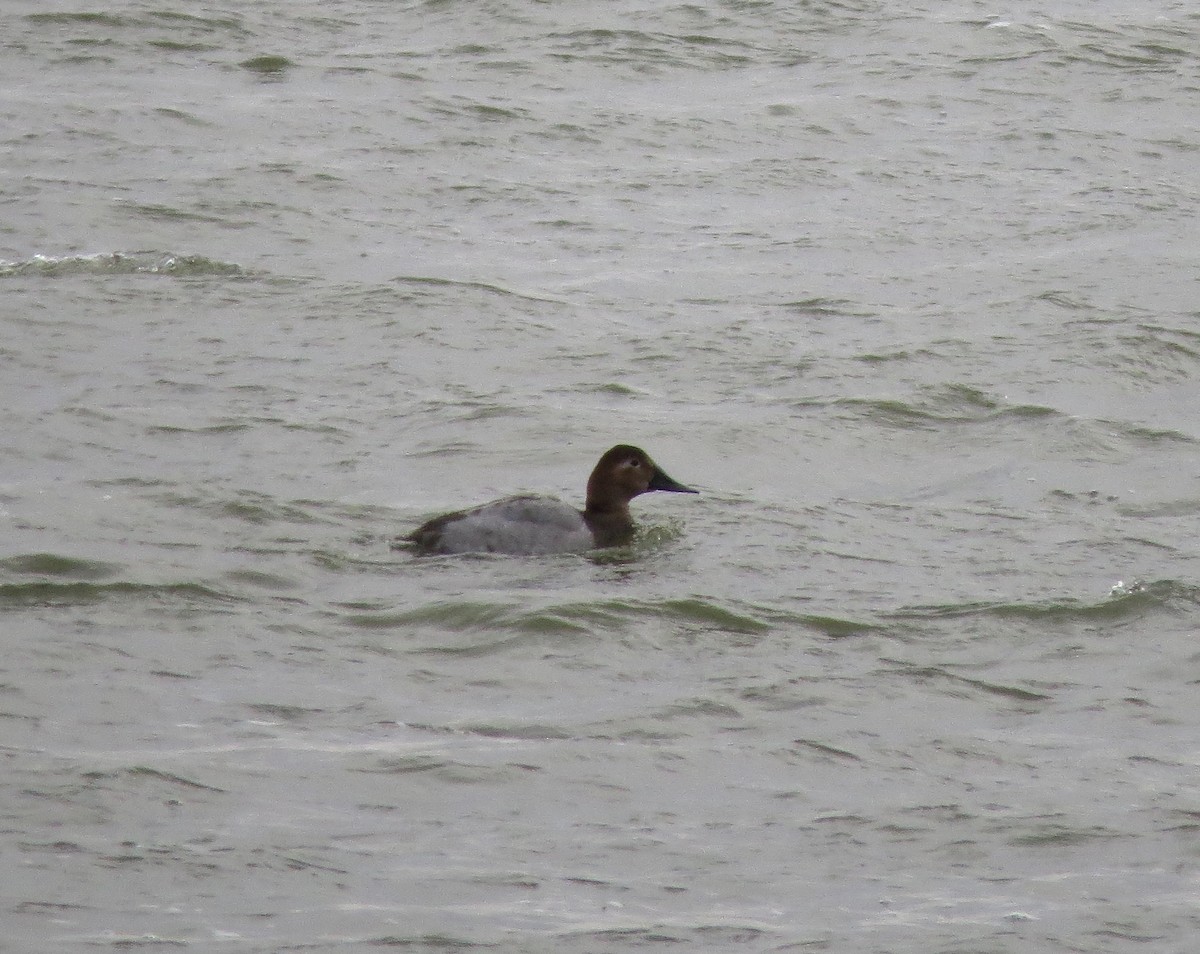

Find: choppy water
4;2;1200;951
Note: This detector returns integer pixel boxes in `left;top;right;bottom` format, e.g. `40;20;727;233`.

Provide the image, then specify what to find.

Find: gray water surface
4;2;1200;951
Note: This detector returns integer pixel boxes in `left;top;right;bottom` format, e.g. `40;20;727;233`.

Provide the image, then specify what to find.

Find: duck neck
583;502;635;548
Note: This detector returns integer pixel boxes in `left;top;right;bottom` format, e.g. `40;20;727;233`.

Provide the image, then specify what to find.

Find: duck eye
625;457;644;469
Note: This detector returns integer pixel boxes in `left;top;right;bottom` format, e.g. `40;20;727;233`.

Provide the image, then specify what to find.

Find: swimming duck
402;444;698;555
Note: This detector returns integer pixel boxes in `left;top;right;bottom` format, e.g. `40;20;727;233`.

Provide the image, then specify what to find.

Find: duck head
585;444;697;514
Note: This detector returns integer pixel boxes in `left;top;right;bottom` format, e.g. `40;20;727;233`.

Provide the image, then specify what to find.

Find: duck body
403;444;697;556
408;495;595;555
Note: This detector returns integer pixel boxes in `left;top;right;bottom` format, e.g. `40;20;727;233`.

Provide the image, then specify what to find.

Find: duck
401;444;698;555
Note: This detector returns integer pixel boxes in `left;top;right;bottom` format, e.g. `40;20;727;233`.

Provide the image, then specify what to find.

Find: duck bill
648;468;698;494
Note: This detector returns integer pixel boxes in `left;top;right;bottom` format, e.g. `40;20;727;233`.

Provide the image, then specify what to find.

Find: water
4;1;1200;951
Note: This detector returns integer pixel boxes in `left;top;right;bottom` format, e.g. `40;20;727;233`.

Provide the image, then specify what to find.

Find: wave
0;579;237;610
391;274;563;304
792;384;1199;452
0;553;122;580
0;251;249;278
339;594;875;646
0;552;240;609
889;579;1200;627
794;383;1058;430
560;923;774;947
